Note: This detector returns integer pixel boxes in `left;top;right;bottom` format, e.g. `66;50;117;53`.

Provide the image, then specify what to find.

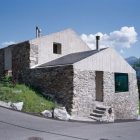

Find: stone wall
103;72;139;119
103;72;115;106
4;47;12;70
22;65;74;113
72;70;138;119
0;49;4;79
72;69;96;117
12;41;30;82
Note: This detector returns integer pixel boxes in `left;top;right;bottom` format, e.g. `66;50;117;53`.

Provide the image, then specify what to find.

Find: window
53;43;61;54
115;73;129;92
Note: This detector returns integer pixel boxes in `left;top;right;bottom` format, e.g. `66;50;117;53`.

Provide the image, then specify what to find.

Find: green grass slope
0;79;55;113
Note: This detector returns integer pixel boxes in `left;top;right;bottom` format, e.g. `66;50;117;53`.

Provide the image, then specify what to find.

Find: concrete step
89;115;100;121
93;109;105;114
96;106;106;111
89;103;109;121
90;113;103;118
89;103;114;122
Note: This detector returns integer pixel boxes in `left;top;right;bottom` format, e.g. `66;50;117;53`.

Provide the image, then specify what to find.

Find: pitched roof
37;48;107;68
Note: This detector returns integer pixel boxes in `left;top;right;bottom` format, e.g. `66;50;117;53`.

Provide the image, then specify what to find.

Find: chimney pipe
96;35;100;51
36;26;41;38
36;26;38;38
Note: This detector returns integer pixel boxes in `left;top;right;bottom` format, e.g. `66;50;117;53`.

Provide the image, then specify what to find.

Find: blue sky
0;0;139;58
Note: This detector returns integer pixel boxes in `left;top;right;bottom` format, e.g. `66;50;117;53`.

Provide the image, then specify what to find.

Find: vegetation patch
0;75;55;113
139;100;140;115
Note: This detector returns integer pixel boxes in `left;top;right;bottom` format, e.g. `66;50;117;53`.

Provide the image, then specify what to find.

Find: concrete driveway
0;107;140;140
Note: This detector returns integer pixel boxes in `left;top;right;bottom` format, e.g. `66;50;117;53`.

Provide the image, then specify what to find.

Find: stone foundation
0;49;4;79
104;72;139;119
72;69;96;117
71;70;138;119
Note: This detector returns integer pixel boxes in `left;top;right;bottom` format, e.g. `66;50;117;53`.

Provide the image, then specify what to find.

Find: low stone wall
104;72;139;119
4;47;12;71
72;69;96;117
0;49;4;79
22;65;74;113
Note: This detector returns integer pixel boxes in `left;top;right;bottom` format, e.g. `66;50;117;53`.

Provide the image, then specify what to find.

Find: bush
1;75;13;87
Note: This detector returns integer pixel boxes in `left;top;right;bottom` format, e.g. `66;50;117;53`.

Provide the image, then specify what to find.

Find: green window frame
115;73;129;93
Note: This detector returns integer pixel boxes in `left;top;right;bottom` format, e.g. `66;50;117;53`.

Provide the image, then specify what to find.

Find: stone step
90;103;114;122
93;109;105;114
89;115;100;121
90;113;103;118
96;106;106;111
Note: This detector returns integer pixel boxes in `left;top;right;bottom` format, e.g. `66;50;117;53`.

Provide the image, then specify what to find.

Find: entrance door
95;71;103;102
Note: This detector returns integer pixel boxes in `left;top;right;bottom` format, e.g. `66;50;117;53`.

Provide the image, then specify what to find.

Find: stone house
0;29;138;120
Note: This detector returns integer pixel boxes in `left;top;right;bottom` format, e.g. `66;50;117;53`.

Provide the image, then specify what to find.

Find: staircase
89;102;114;122
89;106;106;121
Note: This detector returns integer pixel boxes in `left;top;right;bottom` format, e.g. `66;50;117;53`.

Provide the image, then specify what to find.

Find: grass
0;82;55;113
139;101;140;115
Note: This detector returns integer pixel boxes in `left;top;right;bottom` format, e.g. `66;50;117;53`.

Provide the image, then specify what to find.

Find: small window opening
53;43;61;54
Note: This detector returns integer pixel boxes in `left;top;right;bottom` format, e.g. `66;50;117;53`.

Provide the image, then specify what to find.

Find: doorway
95;71;103;102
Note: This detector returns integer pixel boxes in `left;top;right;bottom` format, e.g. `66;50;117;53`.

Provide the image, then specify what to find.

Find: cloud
81;26;138;50
120;49;124;54
1;41;15;47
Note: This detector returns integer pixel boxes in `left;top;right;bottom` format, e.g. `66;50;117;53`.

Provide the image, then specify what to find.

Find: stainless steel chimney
36;26;41;38
96;35;100;51
36;26;38;38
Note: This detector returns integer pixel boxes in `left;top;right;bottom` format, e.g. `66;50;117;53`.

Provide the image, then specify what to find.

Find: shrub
1;75;13;87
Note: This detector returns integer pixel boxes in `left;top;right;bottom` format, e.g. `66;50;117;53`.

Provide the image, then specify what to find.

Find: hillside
0;76;55;113
126;56;138;66
126;56;140;97
126;56;140;78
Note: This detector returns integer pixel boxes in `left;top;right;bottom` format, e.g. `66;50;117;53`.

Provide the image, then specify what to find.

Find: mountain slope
126;56;140;78
125;56;138;66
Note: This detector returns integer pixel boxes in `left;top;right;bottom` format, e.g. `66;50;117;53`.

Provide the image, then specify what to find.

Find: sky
0;0;140;58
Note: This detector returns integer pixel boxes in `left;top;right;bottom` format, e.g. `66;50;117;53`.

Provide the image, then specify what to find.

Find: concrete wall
103;72;139;119
30;44;38;67
74;48;135;74
0;49;4;79
30;29;90;67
